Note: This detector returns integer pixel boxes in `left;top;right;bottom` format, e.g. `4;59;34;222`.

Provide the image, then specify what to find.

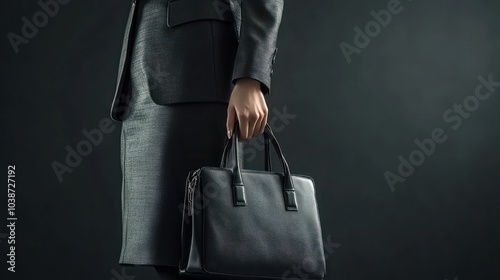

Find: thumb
226;105;236;139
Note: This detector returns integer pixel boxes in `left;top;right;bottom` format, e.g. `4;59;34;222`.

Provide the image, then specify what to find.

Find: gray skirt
119;0;243;267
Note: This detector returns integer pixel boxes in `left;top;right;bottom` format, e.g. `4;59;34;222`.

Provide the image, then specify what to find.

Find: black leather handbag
179;122;326;279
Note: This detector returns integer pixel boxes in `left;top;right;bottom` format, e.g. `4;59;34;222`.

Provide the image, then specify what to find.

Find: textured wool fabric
119;0;244;266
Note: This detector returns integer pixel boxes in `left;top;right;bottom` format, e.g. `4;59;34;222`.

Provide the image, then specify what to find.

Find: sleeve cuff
232;76;271;96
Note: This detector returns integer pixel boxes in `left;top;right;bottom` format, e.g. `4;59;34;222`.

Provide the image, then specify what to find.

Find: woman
109;0;284;278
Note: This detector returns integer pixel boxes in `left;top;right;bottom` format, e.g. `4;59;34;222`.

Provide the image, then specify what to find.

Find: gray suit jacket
109;0;284;122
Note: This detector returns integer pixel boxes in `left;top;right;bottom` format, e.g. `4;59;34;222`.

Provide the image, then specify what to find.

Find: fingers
227;77;269;142
253;104;268;137
247;114;258;140
226;105;236;139
238;118;249;142
259;108;268;135
237;108;268;142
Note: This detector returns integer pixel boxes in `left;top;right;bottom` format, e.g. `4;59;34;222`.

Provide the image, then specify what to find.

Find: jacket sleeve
231;0;284;95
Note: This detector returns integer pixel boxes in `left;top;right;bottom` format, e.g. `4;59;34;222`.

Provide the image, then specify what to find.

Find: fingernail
227;130;232;139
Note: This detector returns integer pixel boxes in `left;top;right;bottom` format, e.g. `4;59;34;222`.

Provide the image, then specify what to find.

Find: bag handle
219;127;272;172
220;122;298;211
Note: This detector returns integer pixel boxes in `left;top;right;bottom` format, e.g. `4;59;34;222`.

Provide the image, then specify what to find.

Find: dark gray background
1;0;499;279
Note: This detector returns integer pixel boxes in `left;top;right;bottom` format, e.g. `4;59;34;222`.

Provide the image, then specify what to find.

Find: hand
226;78;268;142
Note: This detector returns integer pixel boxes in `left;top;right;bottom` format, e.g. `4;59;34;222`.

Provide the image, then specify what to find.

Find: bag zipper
187;168;201;216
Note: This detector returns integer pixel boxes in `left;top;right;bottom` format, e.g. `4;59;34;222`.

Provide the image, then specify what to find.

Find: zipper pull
187;185;194;216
